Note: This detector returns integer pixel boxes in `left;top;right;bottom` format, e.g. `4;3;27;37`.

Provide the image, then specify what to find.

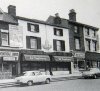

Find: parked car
82;68;100;79
15;71;51;86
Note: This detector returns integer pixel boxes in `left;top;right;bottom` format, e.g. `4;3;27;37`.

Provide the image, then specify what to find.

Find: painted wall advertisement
9;24;23;47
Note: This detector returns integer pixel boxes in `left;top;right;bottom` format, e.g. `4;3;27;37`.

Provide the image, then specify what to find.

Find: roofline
0;19;18;25
16;16;69;29
68;20;99;30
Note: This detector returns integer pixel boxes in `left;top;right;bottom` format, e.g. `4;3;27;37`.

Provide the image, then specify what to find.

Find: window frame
86;39;91;51
53;39;65;51
75;38;80;50
54;28;63;36
74;26;78;33
1;32;9;46
27;23;39;33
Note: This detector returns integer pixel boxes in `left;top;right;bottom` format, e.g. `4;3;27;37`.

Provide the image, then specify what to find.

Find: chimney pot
8;5;16;16
69;9;76;21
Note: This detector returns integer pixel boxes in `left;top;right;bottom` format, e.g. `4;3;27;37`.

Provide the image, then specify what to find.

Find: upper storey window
1;29;9;46
27;23;39;32
74;26;78;33
84;27;89;36
90;29;96;37
54;28;63;36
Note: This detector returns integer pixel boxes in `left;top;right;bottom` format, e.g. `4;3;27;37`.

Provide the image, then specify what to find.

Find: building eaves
68;20;99;30
16;16;69;29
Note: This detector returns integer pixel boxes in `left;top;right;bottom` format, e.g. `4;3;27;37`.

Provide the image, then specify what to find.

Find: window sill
29;31;39;33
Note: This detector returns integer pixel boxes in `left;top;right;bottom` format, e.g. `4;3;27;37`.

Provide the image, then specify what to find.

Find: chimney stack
69;9;76;21
8;5;16;16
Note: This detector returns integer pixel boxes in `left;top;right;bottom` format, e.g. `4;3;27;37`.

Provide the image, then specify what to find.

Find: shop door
12;63;17;76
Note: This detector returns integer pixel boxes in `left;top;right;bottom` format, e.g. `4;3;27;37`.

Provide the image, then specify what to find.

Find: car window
31;72;35;76
35;72;42;76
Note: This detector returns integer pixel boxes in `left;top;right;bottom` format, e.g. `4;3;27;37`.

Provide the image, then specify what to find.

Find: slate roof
46;16;69;29
0;12;18;24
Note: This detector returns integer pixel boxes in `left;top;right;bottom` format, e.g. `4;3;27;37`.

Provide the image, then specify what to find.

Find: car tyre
93;75;97;79
27;81;33;86
45;78;50;84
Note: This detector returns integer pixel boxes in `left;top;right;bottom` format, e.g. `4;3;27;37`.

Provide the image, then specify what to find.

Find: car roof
24;70;40;73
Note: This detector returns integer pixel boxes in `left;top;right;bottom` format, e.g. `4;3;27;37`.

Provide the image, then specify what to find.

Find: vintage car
15;71;51;86
82;68;100;79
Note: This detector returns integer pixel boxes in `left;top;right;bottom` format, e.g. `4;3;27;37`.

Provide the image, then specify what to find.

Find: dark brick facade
68;22;85;52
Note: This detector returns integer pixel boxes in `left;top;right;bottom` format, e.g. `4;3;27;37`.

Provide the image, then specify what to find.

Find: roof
16;16;46;24
46;16;69;29
16;15;69;29
0;12;18;24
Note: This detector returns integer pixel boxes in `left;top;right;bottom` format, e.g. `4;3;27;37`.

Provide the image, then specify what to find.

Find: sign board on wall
0;51;19;60
74;52;85;58
9;24;23;47
54;56;72;62
24;55;50;61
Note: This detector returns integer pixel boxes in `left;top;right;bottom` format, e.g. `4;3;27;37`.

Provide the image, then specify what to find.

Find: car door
36;72;46;82
30;72;38;83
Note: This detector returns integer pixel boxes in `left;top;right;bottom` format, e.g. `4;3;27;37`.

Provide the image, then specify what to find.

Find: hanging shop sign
54;56;72;62
0;51;19;60
24;54;50;61
9;24;23;47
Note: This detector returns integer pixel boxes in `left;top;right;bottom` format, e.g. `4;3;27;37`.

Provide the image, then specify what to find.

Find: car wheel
45;78;50;84
93;75;97;79
27;81;33;86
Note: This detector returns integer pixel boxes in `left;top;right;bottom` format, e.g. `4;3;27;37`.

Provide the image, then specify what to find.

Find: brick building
0;5;99;79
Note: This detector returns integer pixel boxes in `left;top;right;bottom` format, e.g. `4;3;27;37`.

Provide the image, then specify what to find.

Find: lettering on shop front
24;55;50;61
0;51;19;60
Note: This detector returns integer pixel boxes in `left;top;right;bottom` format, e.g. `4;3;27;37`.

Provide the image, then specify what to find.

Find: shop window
1;32;9;46
53;39;65;51
54;28;63;36
75;38;80;50
26;36;41;49
27;23;39;32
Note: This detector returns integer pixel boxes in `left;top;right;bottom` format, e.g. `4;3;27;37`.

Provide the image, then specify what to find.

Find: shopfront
85;52;100;68
0;51;19;79
51;56;72;75
73;52;85;70
21;54;50;73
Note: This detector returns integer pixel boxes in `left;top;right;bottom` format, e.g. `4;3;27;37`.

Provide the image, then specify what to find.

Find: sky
0;0;100;28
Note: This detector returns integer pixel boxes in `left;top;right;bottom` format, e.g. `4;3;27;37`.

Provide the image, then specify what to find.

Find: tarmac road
0;78;100;91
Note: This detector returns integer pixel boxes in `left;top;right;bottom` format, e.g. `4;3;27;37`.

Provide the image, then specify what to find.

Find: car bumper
82;74;94;78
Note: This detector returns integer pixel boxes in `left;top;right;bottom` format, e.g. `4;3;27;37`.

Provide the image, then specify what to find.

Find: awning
85;52;100;61
24;54;50;61
53;56;72;62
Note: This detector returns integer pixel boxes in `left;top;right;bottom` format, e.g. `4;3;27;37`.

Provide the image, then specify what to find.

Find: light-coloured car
82;68;100;79
15;71;51;86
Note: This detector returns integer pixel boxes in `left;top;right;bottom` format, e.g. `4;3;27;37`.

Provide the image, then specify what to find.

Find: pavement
0;73;82;88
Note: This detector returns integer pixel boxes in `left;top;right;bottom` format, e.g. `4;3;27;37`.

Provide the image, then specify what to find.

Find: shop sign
74;52;85;58
9;24;23;47
24;55;50;61
54;56;72;62
3;57;17;61
0;51;19;60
